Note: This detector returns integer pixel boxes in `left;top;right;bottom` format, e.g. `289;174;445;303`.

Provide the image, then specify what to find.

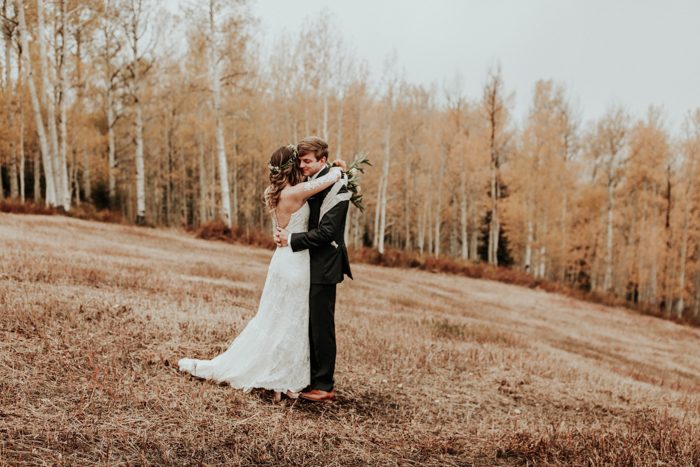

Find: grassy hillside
1;213;698;465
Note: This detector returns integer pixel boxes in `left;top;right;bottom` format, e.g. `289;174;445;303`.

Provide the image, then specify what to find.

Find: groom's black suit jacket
290;166;353;284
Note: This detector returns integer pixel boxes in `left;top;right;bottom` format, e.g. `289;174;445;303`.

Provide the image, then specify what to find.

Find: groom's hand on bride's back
274;227;289;247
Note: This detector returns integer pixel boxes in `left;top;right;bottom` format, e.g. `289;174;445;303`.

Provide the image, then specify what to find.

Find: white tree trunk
404;154;413;250
75;25;90;203
134;95;146;222
208;138;216;219
460;169;468;259
231;130;239;224
417;199;426;253
537;217;547;278
127;0;146;223
71;148;80;205
524;179;536;273
525;219;533;273
37;0;66;209
538;244;546;278
209;0;231;227
377;123;390;254
676;171;694;317
488;160;499;265
197;131;207;224
107;85;117;204
16;0;57;206
18;50;25;202
427;193;433;254
434;147;446;257
101;1;118;206
603;181;614;291
58;0;70;209
372;176;383;248
19;119;25;202
3;14;18;199
676;214;688;317
559;193;568;281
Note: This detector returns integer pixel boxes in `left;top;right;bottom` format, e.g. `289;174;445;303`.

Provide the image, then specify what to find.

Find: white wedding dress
178;203;311;393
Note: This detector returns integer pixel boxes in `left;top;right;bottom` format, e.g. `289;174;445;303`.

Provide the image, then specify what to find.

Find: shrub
0;199;123;224
196;220;276;250
0;199;59;216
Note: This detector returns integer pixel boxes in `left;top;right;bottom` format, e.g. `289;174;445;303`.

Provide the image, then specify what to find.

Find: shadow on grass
170;379;398;420
288;388;401;420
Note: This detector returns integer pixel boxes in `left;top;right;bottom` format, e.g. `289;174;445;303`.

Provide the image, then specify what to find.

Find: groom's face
299;152;326;178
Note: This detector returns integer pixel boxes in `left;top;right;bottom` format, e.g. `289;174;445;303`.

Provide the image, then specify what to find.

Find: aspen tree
15;0;58;206
675;112;700;317
2;0;19;199
205;0;232;226
589;106;629;292
122;0;150;224
481;67;511;266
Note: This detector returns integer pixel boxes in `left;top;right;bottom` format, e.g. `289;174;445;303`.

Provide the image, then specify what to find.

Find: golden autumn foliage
1;3;699;322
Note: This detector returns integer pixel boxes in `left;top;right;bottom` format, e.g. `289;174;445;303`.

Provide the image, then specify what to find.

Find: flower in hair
268;144;299;174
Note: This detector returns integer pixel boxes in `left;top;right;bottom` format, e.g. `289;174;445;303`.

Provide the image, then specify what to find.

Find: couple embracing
179;136;352;402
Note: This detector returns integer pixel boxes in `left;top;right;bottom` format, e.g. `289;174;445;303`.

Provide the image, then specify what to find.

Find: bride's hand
331;159;347;172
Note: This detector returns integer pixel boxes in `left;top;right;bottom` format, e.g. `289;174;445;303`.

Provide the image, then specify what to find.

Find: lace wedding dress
178;203;311;393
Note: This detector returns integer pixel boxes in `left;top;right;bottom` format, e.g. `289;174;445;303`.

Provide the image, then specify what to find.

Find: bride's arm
286;167;343;202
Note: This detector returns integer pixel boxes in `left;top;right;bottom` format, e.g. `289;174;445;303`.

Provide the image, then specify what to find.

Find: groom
274;136;352;402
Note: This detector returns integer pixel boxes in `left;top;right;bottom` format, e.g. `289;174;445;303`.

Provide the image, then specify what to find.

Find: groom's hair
297;136;329;161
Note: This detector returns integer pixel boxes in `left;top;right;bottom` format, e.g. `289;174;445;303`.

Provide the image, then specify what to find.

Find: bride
178;144;344;400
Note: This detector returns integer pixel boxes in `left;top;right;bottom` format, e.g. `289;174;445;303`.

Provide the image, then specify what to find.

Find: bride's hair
264;145;304;211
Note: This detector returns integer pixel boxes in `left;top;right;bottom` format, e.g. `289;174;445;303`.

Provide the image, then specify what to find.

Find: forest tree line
1;0;699;320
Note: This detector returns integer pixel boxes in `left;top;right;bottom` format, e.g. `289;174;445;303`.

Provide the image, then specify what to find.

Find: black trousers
308;283;337;391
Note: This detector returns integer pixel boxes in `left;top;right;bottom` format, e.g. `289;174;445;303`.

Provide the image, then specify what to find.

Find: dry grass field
1;213;699;466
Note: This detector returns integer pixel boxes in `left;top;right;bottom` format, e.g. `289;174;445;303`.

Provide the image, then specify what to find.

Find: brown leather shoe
299;389;336;402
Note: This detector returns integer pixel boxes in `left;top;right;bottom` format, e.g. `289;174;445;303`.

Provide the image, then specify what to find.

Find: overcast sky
242;0;700;131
